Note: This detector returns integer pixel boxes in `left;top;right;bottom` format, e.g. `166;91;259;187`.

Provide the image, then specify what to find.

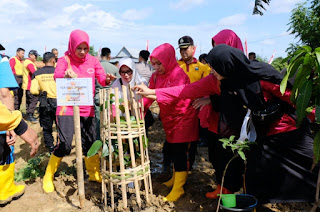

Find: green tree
287;0;320;55
89;45;98;56
271;57;288;71
256;55;268;63
253;0;271;15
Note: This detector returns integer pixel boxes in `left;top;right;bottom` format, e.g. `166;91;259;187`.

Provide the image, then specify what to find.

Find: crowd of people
0;28;318;207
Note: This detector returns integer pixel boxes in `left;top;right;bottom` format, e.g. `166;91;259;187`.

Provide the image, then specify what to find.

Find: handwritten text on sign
56;78;93;106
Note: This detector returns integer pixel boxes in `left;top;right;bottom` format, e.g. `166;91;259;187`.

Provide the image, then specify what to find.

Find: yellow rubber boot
42;154;62;193
162;168;175;188
0;162;25;205
163;171;188;202
85;154;102;183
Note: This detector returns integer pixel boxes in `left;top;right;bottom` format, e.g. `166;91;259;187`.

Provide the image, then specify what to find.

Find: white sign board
56;78;93;106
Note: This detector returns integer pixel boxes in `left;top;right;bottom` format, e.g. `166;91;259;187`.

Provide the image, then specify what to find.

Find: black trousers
0;120;28;165
13;75;23;110
166;141;197;172
39;98;57;149
207;130;244;192
26;90;38;114
54;115;96;158
0;135;11;165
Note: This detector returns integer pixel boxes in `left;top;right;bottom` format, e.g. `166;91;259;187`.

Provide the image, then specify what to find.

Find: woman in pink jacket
42;29;115;193
145;43;199;202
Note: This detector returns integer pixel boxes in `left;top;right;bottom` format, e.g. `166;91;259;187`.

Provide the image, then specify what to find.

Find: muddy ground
1;113;318;212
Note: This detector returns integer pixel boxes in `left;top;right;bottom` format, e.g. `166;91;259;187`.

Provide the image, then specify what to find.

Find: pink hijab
65;29;89;63
212;29;244;51
150;43;181;79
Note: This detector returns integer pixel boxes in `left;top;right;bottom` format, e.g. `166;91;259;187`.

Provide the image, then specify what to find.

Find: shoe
85;154;102;183
27;113;39;123
205;184;233;199
42;154;62;193
162;168;175;188
163;171;187;202
0;162;25;205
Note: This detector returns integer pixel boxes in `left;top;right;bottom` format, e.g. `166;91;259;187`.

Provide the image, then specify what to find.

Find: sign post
56;78;93;208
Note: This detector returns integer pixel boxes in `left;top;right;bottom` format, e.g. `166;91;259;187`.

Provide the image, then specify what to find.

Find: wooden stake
122;85;141;207
107;89;115;209
73;105;85;208
114;87;128;209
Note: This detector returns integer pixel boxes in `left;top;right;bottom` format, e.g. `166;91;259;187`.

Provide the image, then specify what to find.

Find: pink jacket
145;43;199;143
156;75;220;134
54;30;107;117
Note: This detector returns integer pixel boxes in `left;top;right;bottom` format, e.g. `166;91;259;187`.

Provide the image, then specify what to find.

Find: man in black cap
22;50;39;123
177;36;210;83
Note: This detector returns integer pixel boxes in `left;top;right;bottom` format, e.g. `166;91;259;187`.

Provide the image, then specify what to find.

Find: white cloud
268;0;304;14
122;8;153;21
217;13;247;26
170;0;205;11
261;39;276;46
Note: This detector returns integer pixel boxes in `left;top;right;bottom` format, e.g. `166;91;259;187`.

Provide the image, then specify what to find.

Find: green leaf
219;138;230;143
296;80;312;126
229;135;235;141
130;116;136;122
119;105;125;113
302;45;312;53
280;71;290;94
288;57;304;79
222;142;228;149
133;138;139;146
118;98;124;104
238;150;246;161
102;142;109;157
313;131;320;164
142;135;149;148
87;140;103;157
123;143;129;153
315;50;320;69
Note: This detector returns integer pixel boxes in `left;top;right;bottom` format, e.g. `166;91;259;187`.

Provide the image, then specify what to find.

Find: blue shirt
0;55;19;135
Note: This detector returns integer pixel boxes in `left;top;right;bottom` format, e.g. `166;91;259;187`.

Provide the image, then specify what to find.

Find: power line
248;33;291;44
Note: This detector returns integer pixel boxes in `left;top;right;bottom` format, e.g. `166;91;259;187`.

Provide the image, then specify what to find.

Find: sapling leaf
229;135;235;141
119;98;124;104
87;140;103;157
238;150;246;161
142;135;149;148
219;138;230;143
119;105;125;113
123;143;129;153
102;142;109;157
133;138;139;146
130;116;136;122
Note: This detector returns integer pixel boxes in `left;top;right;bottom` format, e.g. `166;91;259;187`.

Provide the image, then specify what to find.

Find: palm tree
253;0;271;15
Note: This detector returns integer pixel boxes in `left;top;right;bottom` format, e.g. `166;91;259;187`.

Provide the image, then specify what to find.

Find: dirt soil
1;115;318;212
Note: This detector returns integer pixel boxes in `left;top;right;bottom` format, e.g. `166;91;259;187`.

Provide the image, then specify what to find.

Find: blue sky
0;0;304;60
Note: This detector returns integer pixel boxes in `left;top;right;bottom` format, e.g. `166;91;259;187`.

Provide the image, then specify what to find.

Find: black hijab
205;44;285;137
206;44;283;87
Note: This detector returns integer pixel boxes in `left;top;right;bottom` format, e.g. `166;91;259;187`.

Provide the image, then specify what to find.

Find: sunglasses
119;69;133;76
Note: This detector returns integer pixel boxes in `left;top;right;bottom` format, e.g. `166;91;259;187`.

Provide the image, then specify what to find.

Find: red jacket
144;43;199;143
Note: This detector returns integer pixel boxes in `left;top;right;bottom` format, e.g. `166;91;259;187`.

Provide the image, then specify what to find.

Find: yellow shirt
30;66;57;98
178;58;211;83
0;101;22;131
10;56;24;75
22;59;37;90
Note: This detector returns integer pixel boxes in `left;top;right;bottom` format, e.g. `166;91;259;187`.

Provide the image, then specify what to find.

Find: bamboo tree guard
99;85;153;210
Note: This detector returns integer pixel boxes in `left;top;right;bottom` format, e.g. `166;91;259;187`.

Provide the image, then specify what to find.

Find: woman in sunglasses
112;57;147;99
